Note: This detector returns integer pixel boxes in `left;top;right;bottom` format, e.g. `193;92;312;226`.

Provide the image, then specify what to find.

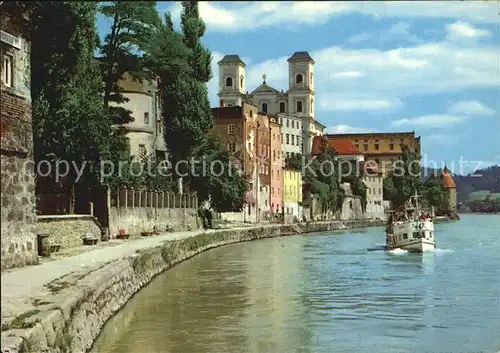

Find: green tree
422;173;444;208
304;139;344;214
161;2;214;164
384;144;422;207
285;153;302;171
29;2;108;210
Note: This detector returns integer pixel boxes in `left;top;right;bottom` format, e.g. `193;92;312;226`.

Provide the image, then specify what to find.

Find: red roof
441;167;456;188
328;139;362;155
311;137;362;156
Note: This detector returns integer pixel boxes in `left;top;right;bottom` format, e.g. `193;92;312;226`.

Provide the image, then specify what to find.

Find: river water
91;214;500;353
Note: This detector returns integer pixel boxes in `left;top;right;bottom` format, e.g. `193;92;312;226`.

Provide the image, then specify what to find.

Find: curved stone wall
0;220;384;353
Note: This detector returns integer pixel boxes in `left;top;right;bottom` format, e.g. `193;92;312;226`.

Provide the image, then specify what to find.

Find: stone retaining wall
0;219;384;353
36;215;103;250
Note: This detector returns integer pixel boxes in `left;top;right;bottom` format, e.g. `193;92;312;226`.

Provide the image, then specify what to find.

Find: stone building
111;73;167;158
1;4;38;269
217;52;326;156
363;163;385;220
212;102;271;222
440;166;457;216
269;115;283;214
327;132;421;176
278;113;302;160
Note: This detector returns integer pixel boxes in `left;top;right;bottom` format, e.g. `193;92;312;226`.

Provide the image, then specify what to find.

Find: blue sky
97;1;499;174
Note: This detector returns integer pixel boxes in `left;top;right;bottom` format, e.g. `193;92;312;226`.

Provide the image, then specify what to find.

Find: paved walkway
1;227;242;321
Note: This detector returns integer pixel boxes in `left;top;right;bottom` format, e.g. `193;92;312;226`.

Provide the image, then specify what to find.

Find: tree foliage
383;145;422;207
304;139;344;213
422;173;444;208
30;2;108;195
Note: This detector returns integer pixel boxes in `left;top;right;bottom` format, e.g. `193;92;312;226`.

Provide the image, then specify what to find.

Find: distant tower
287;51;315;154
217;54;246;107
441;166;457;215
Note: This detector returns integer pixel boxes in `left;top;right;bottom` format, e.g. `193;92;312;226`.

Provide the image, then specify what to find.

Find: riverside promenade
1;226;247;324
1;220;385;353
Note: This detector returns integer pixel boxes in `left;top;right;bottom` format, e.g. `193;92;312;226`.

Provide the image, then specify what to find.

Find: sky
97;1;500;175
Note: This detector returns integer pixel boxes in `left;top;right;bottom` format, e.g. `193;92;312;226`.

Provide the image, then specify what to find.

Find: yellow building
326;131;421;176
283;169;302;218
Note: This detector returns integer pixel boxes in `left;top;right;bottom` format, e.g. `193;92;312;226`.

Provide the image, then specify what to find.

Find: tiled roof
441;167;456;188
287;51;315;64
217;54;246;67
311;136;326;155
328;139;362;155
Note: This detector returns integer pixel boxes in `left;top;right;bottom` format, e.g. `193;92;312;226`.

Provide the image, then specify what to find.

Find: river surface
91;214;500;353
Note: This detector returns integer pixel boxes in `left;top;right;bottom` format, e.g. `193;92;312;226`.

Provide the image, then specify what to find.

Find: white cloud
330;71;365;78
445;21;493;43
447;100;496;117
391;115;467;127
446;21;492;39
319;95;403;112
209;40;498;107
166;1;499;33
328;125;379;134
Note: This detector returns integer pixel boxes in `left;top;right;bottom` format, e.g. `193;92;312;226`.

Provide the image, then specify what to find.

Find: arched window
240;75;244;88
296;101;303;113
262;102;268;113
296;74;303;84
225;77;233;87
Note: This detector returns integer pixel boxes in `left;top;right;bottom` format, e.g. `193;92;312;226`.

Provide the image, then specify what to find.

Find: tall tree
161;2;214;164
30;2;108;211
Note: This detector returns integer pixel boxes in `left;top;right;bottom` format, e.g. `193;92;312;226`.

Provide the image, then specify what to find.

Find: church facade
217;52;325;156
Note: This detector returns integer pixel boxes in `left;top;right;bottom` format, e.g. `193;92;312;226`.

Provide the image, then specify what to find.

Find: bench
82;233;99;246
50;244;62;253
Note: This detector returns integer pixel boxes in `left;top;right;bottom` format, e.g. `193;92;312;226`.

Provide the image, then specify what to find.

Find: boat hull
386;239;436;253
386;219;436;253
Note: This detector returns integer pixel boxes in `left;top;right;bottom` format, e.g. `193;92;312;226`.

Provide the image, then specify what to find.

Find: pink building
269;115;283;214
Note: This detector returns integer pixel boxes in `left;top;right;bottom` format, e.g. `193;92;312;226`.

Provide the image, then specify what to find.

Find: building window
374;144;379;150
228;142;236;153
286;119;290;128
240;75;244;88
280;102;285;113
389;143;394;150
2;54;13;87
144;112;149;124
311;99;314;114
225;77;233;87
291;135;295;145
262;102;268;113
286;134;290;145
138;144;146;156
297;101;303;112
296;74;303;84
296;136;300;146
249;110;253;118
156;120;162;134
228;124;235;134
281;133;283;142
363;144;368;151
310;72;313;85
273;149;276;161
291;120;294;129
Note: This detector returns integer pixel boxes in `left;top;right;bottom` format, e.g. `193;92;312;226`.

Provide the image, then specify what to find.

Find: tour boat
385;193;436;253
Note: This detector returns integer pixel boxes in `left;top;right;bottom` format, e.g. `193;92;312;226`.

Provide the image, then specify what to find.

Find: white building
113;73;167;158
217;52;325;156
278;113;302;160
364;164;385;220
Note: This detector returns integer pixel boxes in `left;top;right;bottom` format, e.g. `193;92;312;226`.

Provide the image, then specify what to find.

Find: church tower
286;51;315;154
217;55;246;107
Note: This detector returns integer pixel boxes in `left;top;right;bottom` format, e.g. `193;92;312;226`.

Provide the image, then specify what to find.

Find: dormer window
262;102;268;113
296;101;303;113
296;74;303;84
225;77;233;87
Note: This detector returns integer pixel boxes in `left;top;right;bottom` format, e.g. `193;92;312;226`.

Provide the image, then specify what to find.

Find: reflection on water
92;215;500;353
